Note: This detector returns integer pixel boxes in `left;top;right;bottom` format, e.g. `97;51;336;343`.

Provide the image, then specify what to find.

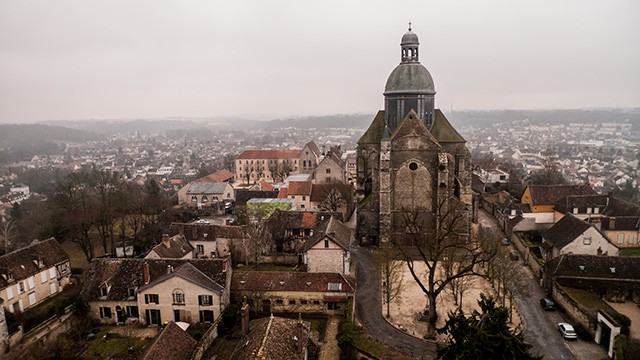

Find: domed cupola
384;24;436;132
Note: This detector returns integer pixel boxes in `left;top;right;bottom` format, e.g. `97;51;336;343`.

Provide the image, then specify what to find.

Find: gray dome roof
384;63;435;95
401;30;419;45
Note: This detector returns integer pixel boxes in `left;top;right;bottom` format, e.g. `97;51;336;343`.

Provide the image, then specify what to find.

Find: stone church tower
356;26;472;245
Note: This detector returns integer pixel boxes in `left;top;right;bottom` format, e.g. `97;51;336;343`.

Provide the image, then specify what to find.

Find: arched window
173;289;185;304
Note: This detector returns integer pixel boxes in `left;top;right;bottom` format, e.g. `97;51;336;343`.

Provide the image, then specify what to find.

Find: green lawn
81;327;151;360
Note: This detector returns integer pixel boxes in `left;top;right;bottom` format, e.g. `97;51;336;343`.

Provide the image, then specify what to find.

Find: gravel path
319;317;341;360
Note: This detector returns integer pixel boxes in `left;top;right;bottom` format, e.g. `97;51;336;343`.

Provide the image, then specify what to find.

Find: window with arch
173;289;185;305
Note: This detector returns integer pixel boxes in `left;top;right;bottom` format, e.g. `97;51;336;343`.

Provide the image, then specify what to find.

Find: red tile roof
288;181;312;196
257;179;275;191
277;187;288;198
232;271;354;293
236;150;301;160
194;169;234;183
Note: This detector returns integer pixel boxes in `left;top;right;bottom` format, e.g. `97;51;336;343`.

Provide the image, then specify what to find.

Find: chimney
222;258;228;272
166;265;173;274
143;262;150;285
241;296;250;336
162;234;170;248
610;217;616;230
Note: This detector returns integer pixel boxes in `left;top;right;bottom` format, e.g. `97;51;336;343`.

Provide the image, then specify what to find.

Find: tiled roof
186;182;229;195
430;109;466;143
140;262;225;294
277;187;288;199
236;150;301;160
169;223;248;242
232;316;312;360
268;210;318;229
256;179;275;191
288;181;312;196
554;194;609;213
600;216;640;231
194;169;234;183
542;213;592;249
303;217;352;251
0;238;69;288
546;254;640;282
232;271;354;293
527;185;596;206
150;235;194;258
304;140;321;157
142;321;197;360
603;197;640;217
81;258;227;302
234;189;279;205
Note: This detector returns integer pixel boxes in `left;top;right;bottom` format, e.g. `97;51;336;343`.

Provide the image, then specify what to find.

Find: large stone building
357;26;472;244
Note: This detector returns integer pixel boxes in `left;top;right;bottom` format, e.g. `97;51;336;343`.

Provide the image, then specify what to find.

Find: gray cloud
0;0;638;123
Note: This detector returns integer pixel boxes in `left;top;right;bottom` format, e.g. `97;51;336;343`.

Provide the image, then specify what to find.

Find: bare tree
92;170;126;255
443;248;474;308
378;244;405;318
245;207;272;270
0;219;17;252
319;186;347;213
392;198;497;339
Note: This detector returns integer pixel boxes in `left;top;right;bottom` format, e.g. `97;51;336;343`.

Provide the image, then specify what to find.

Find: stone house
178;181;234;211
282;181;312;210
299;141;322;175
170;222;249;259
232;272;354;316
0;238;71;314
267;210;319;252
313;149;346;184
541;213;619;261
145;234;194;260
234;150;302;184
302;216;352;275
81;258;231;326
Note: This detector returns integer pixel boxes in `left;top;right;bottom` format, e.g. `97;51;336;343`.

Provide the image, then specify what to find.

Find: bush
612;312;632;336
337;321;359;349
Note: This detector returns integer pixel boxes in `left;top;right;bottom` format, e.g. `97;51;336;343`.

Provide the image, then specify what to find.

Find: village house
178;182;234;211
141;321;197;360
0;238;71;314
234;150;302;184
521;184;597;213
281;181;312;210
170;222;248;259
299;140;322;175
231;314;317;360
302;216;352;275
145;234;194;260
312;147;346;184
232;271;354;316
81;258;231;326
541;213;619;261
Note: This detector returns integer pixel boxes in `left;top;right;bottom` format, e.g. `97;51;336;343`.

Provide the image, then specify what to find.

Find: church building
356;26;472;245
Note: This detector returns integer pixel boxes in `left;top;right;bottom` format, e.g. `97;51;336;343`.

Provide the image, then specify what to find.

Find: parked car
558;323;578;340
509;250;519;261
501;238;510;246
540;297;556;311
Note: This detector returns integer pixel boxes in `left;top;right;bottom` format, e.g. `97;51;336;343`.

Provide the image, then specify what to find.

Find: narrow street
478;210;577;360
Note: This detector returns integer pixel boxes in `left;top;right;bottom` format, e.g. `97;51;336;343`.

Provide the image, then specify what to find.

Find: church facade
356;26;472;245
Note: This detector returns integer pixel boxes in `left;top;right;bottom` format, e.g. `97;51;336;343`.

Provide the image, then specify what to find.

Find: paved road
478;210;576;360
352;245;437;359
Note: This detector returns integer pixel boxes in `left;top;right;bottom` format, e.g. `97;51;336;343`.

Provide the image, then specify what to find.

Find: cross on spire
408;21;412;31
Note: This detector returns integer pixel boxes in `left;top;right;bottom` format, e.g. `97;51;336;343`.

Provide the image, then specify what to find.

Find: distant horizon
0;106;634;126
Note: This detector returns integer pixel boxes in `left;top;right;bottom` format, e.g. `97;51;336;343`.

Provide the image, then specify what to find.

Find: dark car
540;297;556;311
501;238;510;246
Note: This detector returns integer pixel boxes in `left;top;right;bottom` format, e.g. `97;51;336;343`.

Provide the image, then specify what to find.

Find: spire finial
408;21;412;31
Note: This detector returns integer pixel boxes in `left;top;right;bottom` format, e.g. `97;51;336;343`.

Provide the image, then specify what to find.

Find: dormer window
328;283;342;291
191;196;198;202
594;207;600;214
127;288;136;299
587;207;592;214
572;207;579;214
100;287;108;297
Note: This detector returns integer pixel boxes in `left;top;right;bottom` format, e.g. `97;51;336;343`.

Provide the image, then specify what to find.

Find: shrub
611;312;632;336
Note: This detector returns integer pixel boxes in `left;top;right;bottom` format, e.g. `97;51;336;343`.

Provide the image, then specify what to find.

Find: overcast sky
0;1;638;123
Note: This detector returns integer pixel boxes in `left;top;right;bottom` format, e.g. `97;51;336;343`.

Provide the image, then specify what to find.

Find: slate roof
603;197;640;217
186;182;229;195
193;169;234;183
554;194;609;213
288;181;312;196
149;234;194;258
81;258;227;302
232;272;354;293
169;223;248;242
235;189;279;205
357;111;386;145
526;184;597;206
304;140;321;157
391;110;440;145
140;262;225;294
430;109;466;143
142;321;197;360
0;238;69;289
232;316;312;360
543;213;591;249
303;216;351;251
236;150;301;160
600;216;640;231
546;254;640;282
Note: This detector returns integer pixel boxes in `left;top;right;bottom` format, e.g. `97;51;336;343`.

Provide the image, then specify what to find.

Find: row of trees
2;169;177;261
